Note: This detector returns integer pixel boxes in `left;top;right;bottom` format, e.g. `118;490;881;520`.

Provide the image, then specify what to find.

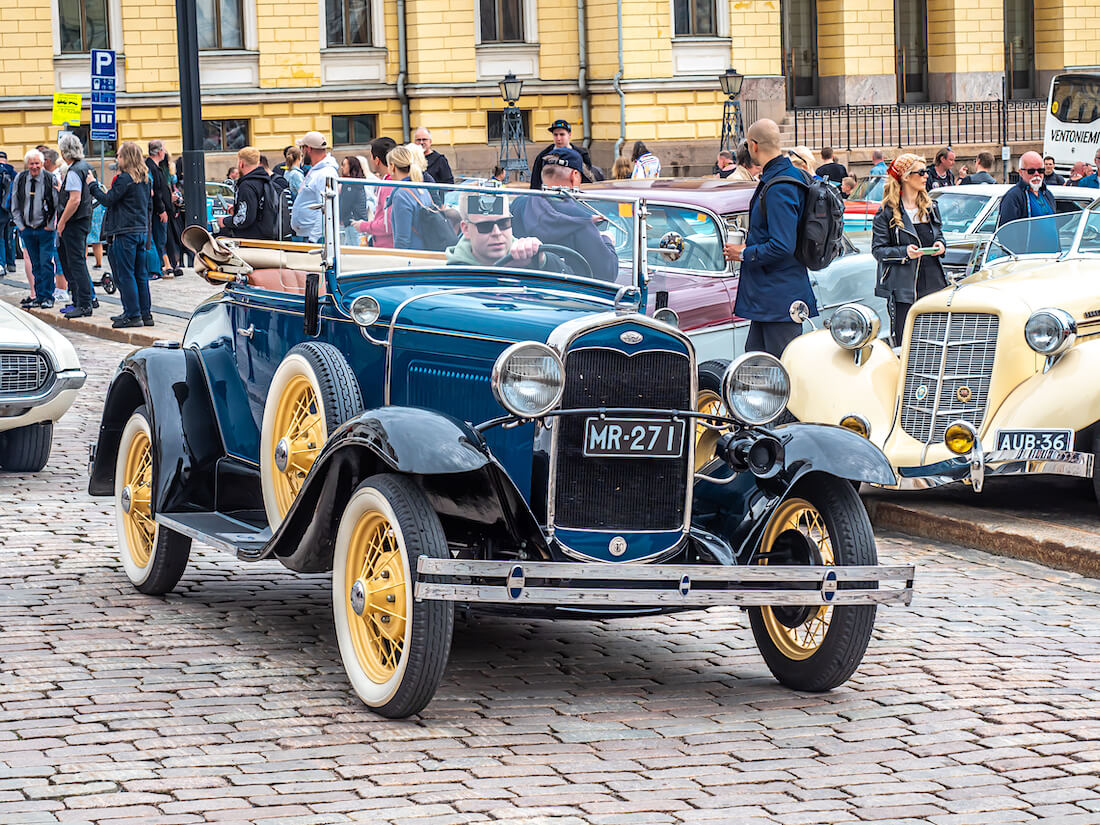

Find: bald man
998;150;1055;228
722;118;817;358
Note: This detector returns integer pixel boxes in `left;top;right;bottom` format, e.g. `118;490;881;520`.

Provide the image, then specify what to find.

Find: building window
487;110;530;142
58;0;110;53
198;0;244;50
326;0;372;46
480;0;524;43
333;114;378;146
66;125;115;160
203;119;249;151
673;0;716;37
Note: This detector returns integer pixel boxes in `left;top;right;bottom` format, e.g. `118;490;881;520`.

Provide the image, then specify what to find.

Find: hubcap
270;375;324;519
695;389;728;472
274;438;290;473
121;485;133;514
345;509;408;683
350;579;366;616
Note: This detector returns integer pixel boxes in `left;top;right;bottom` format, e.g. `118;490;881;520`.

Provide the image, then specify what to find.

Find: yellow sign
51;93;82;125
618;202;633;218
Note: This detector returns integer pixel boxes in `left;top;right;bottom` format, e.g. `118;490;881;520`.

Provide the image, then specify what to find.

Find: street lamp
497;72;529;183
719;68;745;153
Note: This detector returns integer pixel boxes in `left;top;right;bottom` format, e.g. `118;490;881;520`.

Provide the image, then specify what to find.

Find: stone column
816;0;897;106
927;0;1005;102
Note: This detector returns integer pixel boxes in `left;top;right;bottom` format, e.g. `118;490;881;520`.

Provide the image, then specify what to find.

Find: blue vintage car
88;179;913;718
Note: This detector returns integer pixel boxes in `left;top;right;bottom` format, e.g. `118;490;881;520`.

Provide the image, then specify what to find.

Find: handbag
409;189;457;252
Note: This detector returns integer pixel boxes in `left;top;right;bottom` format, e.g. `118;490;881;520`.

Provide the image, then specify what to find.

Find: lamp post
719;68;745;153
497;72;529;182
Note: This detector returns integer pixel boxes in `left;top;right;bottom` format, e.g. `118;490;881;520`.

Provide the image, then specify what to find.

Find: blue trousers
150;214;167;264
19;227;56;302
109;232;150;318
0;215;13;267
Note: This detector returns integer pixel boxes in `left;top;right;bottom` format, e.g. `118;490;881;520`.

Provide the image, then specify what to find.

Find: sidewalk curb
3;297;169;348
867;498;1100;578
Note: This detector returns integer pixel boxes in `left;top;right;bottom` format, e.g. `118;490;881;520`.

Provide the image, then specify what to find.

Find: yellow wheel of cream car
748;476;876;691
332;474;454;718
260;342;363;529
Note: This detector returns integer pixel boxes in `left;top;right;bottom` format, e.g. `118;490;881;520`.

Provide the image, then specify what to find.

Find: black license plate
994;429;1073;452
583;417;685;459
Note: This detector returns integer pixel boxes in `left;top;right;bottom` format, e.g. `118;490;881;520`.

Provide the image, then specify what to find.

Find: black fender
774;423;896;487
87;346;223;513
263;406;549;572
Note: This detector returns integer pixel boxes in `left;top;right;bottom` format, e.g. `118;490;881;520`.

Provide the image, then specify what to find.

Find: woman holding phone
871;152;947;345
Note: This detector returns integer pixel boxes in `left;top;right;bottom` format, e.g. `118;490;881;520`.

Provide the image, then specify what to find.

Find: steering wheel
496;243;593;277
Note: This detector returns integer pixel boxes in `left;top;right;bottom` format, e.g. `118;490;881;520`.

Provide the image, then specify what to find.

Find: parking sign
90;49;116;142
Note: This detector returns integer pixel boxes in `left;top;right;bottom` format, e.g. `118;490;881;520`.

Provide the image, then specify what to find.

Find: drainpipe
397;0;410;143
613;0;626;159
577;0;590;148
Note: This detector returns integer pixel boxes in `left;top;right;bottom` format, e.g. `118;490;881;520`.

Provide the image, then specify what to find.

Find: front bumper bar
415;557;915;607
895;446;1094;492
0;369;87;417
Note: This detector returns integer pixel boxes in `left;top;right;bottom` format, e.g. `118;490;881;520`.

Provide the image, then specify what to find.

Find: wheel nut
386;594;395;603
380;615;390;624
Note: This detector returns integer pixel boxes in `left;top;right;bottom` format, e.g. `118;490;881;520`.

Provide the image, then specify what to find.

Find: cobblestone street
2;332;1100;825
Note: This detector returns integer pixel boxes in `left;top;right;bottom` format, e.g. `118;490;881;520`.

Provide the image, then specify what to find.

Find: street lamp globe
719;68;744;99
499;72;523;105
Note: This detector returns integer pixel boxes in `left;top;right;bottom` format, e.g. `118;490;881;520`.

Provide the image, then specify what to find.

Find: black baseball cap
548;119;572;133
544;147;583;172
0;151;7;159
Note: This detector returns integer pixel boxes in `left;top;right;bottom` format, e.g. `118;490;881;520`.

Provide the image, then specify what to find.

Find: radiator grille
553;348;691;531
900;312;998;444
0;351;50;395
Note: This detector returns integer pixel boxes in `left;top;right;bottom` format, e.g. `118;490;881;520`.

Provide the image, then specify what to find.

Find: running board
415;557;915;607
156;512;271;558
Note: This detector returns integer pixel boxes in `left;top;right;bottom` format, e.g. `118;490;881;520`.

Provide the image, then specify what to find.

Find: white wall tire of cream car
260;342;363;530
115;407;192;594
332;474;454;718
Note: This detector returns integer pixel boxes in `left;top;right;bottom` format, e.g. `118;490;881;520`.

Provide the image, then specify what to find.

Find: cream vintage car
780;210;1099;505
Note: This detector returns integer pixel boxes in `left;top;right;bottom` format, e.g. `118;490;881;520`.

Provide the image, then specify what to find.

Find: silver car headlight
350;295;380;326
491;342;565;418
1024;308;1076;356
828;303;880;350
721;352;791;426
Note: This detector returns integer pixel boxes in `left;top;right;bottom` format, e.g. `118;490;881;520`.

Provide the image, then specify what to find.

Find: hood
0;302;44;349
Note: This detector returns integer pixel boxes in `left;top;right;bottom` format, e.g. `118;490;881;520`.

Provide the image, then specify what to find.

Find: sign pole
175;0;206;229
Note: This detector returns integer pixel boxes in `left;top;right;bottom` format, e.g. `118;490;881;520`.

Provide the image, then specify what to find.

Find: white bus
1043;73;1100;175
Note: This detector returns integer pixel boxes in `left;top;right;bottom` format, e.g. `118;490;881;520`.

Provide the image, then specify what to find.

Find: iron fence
793;99;1044;151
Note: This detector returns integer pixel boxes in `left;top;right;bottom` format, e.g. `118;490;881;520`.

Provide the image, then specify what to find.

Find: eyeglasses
1023;167;1044;175
468;217;511;234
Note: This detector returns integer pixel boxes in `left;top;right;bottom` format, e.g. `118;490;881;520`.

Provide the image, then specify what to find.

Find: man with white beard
997;151;1055;227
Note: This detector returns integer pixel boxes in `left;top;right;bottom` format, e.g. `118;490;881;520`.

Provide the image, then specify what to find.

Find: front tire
0;421;53;471
695;359;729;471
748;475;877;691
332;474;454;718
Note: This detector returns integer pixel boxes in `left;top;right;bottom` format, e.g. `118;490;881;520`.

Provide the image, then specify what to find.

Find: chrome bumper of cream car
0;369;86;417
893;446;1094;492
414;557;915;607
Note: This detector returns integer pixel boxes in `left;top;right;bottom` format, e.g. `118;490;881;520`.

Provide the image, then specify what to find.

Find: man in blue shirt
998;152;1055;227
1078;149;1100;188
869;149;887;176
722;119;817;357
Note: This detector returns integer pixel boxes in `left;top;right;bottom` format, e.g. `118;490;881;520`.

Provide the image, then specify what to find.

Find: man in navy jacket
998;151;1056;227
723;119;817;357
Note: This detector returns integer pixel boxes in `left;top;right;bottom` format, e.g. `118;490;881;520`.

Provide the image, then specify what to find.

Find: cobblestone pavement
3;332;1100;825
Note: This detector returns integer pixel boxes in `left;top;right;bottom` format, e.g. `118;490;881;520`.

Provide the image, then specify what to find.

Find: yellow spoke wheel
120;428;156;568
345;510;409;684
269;375;325;518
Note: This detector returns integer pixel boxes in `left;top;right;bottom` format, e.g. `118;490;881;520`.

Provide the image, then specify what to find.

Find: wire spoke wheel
270;375;324;515
121;429;155;567
345;510;409;683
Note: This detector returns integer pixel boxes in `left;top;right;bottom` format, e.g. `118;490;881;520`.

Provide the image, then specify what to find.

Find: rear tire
0;421;53;472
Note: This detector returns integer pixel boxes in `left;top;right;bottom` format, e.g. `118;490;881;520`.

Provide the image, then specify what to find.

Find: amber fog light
839;414;870;439
944;421;977;455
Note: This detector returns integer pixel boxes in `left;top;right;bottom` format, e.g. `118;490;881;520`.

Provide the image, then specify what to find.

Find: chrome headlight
828;303;880;350
350;295;380;326
491;342;565;418
721;352;791;426
1024;308;1076;356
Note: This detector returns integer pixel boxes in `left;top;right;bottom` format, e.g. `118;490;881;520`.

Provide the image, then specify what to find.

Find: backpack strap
757;168;810;226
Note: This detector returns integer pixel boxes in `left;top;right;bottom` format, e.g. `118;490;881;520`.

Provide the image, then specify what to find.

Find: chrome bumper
894;445;1094;492
414;557;915;607
0;369;86;417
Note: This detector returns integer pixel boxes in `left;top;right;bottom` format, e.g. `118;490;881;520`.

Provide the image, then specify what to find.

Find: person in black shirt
814;146;847;185
715;149;736;178
217;146;275;240
1043;155;1065;187
530;119;595;189
413;128;453;206
925;147;956;190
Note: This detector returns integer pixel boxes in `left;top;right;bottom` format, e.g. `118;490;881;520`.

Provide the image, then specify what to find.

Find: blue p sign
91;49;115;79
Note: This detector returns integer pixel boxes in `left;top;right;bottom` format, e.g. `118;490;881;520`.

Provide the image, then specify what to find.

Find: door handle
237;324;254;339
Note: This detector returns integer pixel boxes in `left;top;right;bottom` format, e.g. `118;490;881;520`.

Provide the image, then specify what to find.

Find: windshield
931;191;990;233
849;176;885;202
1049;75;1100;124
985;212;1083;263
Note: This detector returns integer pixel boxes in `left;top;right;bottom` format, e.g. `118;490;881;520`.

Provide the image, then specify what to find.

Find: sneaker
91;298;99;309
5;265;15;273
173;268;183;278
142;315;155;327
53;289;69;303
30;299;53;309
112;316;143;329
62;306;93;319
19;296;34;307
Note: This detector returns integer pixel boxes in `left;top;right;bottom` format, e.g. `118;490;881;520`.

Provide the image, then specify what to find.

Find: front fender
985;340;1100;436
778;423;896;486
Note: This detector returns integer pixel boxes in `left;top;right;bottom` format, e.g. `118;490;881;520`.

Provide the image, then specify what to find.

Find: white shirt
290;153;339;242
631;153;661;180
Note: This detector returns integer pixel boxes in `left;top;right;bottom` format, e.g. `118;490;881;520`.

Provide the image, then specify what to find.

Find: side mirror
657;231;685;261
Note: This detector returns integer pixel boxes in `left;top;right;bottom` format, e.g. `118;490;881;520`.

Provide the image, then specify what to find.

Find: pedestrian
727;141;759;181
386;144;431;250
283;146;305;198
1077;150;1100;188
997;151;1056;227
55;132;95;317
1043;156;1065;187
160;150;185;275
354;137;397;248
216;146;276;240
146;140;175;278
86;142;154;329
869;149;888;175
715;149;736;179
272;145;294;177
40;148;66;301
413;127;453;205
0;150;16;273
785;145;816;174
872;153;947;345
491;165;506;184
630;141;661;179
11;149;58;308
958;152;997;185
815;146;847;185
840;176;857;198
339;155;370;245
290;131;339;243
225;166;240;187
530;119;595;190
720;119;817;358
1066;161;1091;186
925;147;956;190
611;156;632;180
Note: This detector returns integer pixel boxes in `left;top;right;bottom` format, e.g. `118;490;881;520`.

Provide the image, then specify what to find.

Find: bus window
1049;75;1100;124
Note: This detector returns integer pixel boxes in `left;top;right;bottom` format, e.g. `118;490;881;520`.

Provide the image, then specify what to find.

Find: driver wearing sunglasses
446;191;568;272
997;150;1057;228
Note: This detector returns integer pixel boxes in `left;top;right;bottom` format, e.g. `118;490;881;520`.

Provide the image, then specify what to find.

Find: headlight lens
944;421;977;455
491;342;565;418
839;414;870;439
350;295;380;326
1024;308;1076;356
828;304;879;350
721;352;791;426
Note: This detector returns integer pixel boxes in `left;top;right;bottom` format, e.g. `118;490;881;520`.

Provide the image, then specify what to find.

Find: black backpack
759;169;846;271
269;173;292;240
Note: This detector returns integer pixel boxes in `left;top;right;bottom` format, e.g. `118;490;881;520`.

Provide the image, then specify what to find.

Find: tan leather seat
247;269;327;296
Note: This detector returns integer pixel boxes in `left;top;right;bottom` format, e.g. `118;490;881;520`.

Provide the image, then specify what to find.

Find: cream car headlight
828;304;880;350
1024;308;1076;356
491;342;565;418
721;352;791;426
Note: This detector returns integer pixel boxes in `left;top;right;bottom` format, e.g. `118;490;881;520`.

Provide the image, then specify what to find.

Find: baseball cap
544;147;583;172
298;131;328;149
0;151;7;159
458;191;511;219
548;119;572;133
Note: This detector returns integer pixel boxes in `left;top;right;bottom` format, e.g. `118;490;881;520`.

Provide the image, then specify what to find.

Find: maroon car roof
580;178;758;214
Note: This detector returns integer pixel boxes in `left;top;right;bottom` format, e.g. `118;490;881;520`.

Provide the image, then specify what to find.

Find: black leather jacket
871;202;947;304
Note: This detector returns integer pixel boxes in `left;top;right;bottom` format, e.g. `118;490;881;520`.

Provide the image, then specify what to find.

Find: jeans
59;216;93;309
150;213;167;265
0;215;13;267
109;232;150;318
19;227;56;302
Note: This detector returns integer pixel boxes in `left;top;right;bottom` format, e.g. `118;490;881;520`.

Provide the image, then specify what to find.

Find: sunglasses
909;169;929;176
468;217;511;234
1023;167;1044;175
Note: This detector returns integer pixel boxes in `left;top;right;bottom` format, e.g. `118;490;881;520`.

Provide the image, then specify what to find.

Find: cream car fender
781;330;899;446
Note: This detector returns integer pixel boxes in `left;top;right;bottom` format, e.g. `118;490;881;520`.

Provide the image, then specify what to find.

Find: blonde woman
611;156;632;180
871;152;947;345
387;144;430;249
786;145;816;173
86;142;153;328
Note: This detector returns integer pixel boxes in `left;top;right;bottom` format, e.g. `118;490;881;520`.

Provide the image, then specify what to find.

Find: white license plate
993;429;1073;452
583;417;685;459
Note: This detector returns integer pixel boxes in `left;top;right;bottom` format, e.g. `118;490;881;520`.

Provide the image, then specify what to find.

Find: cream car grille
0;351;50;395
900;312;999;444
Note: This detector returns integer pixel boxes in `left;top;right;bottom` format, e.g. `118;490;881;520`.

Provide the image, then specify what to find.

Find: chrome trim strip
0;368;85;417
887;448;1093;490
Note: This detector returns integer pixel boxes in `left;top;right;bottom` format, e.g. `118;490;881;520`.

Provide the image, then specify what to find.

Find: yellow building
0;0;1090;174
